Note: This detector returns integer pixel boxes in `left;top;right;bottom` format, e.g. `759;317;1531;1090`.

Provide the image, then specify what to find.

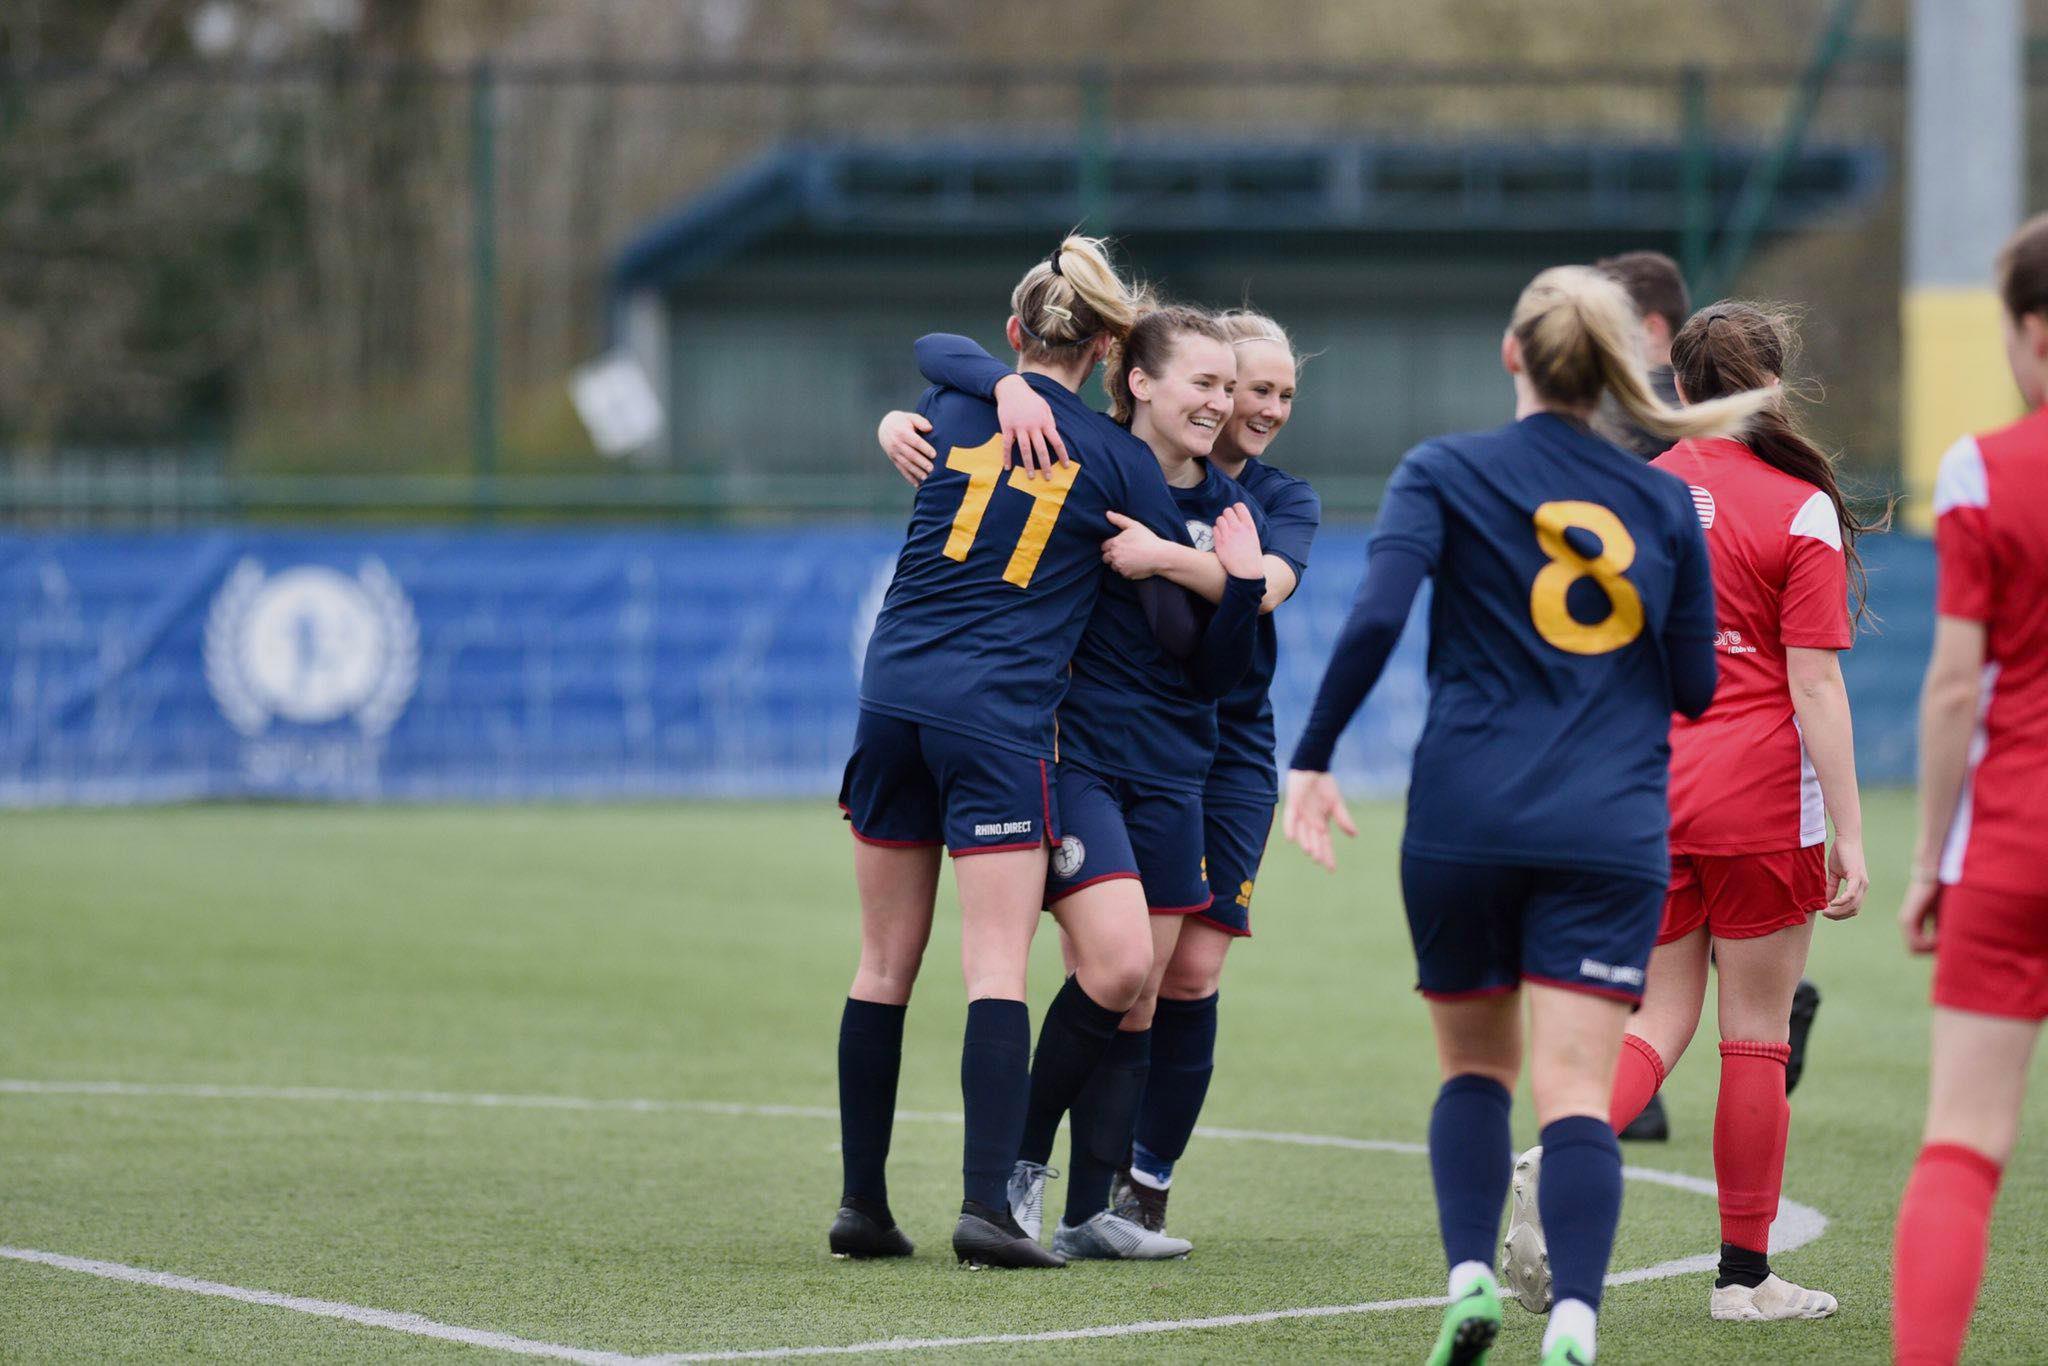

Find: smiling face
1131;334;1237;460
1220;338;1296;461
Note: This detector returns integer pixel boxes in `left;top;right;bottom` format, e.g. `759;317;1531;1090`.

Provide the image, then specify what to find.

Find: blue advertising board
0;528;1931;806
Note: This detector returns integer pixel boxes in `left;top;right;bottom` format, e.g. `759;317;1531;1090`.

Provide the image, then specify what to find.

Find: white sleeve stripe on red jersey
1788;488;1842;549
1933;435;1989;515
1938;661;2000;886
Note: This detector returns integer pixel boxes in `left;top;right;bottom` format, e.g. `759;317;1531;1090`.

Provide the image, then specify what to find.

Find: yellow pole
1900;289;2019;532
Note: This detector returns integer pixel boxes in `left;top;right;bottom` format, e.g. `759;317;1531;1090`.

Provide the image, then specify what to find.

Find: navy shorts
1046;764;1211;915
1194;790;1274;938
838;709;1055;856
1399;853;1666;1002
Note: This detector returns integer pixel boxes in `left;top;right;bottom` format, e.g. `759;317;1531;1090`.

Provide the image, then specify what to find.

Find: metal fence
0;43;2013;524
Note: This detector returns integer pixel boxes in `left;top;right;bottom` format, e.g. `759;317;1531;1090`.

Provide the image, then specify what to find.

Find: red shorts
1932;882;2048;1021
1658;846;1827;947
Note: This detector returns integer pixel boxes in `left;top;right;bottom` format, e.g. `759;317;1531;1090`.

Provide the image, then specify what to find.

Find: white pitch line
0;1078;1830;1360
0;1246;642;1366
647;1295;1452;1362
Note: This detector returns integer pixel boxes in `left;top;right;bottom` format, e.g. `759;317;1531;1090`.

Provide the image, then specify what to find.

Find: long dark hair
1670;302;1890;626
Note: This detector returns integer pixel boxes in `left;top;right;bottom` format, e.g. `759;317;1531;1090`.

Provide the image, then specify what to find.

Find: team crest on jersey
1688;485;1717;530
1052;835;1086;880
1185;520;1215;552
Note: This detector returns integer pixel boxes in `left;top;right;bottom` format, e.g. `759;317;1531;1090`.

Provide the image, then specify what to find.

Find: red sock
1608;1032;1667;1132
1894;1142;2003;1365
1714;1040;1791;1252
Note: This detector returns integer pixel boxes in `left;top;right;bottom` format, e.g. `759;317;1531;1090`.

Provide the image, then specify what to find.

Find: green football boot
1426;1273;1502;1366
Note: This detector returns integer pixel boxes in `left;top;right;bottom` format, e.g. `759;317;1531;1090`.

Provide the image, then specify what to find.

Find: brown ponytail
1511;266;1774;443
1008;234;1149;364
1670;302;1892;625
1104;306;1229;425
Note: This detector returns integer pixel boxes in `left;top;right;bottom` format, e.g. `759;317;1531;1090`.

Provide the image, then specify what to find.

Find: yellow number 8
1529;500;1645;656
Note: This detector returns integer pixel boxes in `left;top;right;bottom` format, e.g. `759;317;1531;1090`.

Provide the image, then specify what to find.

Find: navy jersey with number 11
860;375;1192;762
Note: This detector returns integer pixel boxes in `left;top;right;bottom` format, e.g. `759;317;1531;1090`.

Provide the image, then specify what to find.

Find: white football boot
1052;1208;1193;1261
1007;1160;1053;1243
1500;1145;1554;1313
1710;1273;1838;1321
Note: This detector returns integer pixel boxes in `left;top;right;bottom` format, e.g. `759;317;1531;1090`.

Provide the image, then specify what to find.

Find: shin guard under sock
1714;1040;1791;1257
1538;1114;1623;1310
1428;1074;1513;1270
960;998;1030;1211
1894;1142;2003;1365
1608;1032;1667;1134
837;997;908;1209
1065;1027;1152;1226
1018;975;1125;1166
1131;992;1218;1185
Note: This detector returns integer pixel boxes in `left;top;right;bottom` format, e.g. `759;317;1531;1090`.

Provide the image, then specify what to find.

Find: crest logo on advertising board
205;559;419;738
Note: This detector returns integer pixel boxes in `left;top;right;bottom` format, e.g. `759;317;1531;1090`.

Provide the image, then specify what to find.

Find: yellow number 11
940;436;1081;589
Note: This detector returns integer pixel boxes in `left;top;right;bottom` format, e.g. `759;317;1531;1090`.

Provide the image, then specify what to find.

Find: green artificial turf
1;792;2040;1362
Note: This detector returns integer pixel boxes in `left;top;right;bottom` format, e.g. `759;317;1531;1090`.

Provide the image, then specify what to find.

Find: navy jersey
1373;415;1714;881
1209;459;1322;797
859;376;1192;761
1060;462;1272;793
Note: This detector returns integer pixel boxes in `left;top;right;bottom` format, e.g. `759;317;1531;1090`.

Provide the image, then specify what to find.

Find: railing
0;40;1976;524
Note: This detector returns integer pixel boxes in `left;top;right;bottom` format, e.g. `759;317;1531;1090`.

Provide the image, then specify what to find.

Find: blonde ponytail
1511;266;1774;444
1009;234;1149;363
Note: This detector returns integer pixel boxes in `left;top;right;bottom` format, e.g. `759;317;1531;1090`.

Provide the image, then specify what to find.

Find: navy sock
1428;1074;1513;1270
1065;1027;1152;1226
1131;992;1218;1184
837;997;908;1210
1018;975;1125;1165
1538;1114;1624;1309
960;998;1031;1211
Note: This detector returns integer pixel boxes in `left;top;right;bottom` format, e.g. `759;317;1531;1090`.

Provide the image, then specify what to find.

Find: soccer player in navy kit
1284;266;1774;1366
1093;310;1321;1234
891;307;1270;1260
834;237;1202;1269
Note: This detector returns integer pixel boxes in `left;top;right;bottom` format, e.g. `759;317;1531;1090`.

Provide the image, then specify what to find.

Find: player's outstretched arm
1282;770;1356;874
1900;615;1989;953
877;410;936;485
1787;646;1867;919
914;333;1066;475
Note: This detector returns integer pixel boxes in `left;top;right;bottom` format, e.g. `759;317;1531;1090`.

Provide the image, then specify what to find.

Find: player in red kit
1893;214;2048;1365
1567;303;1878;1325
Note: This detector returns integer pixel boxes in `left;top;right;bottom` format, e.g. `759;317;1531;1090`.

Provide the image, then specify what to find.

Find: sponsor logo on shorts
1578;957;1646;987
1235;878;1255;909
1052;835;1086;880
973;820;1034;839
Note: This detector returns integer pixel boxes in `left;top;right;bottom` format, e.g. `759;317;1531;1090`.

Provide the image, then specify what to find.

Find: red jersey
1652;438;1852;854
1934;410;2048;895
